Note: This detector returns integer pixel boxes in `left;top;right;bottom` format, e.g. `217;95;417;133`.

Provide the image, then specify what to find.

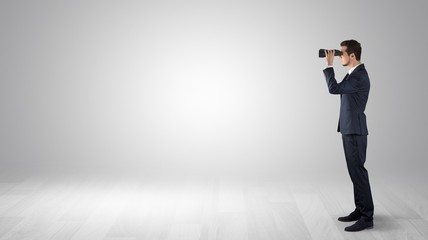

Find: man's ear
350;53;355;59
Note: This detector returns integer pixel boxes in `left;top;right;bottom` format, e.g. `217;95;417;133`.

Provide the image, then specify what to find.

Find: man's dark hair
341;39;362;61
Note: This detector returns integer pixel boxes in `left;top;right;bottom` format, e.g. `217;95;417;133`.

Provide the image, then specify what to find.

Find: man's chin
342;63;348;67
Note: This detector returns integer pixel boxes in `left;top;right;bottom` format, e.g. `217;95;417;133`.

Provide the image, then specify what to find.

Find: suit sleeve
323;67;360;94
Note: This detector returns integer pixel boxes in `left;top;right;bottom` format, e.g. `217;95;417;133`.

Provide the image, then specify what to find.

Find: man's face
340;46;350;66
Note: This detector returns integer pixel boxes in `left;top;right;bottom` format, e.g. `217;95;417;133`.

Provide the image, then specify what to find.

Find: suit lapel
343;73;349;81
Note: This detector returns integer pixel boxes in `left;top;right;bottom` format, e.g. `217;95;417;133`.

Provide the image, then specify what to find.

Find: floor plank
0;174;426;240
291;183;345;240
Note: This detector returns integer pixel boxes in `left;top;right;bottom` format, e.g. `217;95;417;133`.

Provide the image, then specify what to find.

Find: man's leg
342;134;374;221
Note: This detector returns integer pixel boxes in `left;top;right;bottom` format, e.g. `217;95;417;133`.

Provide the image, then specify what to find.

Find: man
323;39;374;232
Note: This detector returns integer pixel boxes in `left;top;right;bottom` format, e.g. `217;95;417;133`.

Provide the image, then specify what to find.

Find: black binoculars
319;49;342;58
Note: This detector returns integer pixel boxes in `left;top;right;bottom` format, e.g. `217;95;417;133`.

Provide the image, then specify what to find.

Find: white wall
1;0;427;179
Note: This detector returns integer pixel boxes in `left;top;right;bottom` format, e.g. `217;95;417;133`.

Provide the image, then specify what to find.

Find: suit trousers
341;134;374;221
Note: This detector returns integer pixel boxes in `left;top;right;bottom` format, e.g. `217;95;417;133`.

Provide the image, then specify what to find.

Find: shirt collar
348;63;362;75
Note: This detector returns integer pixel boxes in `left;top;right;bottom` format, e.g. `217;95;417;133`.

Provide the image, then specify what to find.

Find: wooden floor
0;171;428;240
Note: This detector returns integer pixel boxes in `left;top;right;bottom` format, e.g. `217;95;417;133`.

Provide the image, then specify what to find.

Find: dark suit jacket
323;64;370;135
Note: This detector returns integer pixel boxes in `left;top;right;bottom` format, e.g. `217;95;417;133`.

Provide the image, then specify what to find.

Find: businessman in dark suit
323;40;374;232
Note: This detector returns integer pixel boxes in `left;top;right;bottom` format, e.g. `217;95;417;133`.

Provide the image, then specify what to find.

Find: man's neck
348;61;361;69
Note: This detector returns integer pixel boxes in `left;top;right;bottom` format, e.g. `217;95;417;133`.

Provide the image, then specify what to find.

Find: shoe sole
344;225;374;232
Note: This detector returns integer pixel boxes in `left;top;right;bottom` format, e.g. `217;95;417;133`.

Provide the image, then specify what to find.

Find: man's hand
325;49;335;66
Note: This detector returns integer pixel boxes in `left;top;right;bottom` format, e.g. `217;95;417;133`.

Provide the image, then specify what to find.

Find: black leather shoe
338;211;361;222
344;219;373;232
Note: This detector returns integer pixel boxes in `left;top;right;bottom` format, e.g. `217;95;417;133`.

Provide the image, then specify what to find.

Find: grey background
1;0;427;181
